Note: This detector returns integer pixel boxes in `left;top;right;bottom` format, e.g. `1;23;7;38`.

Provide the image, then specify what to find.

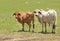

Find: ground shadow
42;32;52;34
13;30;55;34
38;32;55;34
13;30;30;32
32;31;55;34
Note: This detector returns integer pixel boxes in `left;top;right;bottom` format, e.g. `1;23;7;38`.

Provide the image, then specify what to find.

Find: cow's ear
13;13;15;16
18;13;21;16
38;11;41;14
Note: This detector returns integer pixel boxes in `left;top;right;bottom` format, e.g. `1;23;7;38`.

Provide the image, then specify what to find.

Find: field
0;0;60;41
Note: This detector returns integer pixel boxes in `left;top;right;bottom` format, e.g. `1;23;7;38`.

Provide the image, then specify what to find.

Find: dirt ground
0;32;60;41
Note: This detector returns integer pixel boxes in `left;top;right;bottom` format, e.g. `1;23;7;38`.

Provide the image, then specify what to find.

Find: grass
0;0;60;41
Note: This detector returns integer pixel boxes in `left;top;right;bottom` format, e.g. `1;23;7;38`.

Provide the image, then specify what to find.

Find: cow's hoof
32;30;34;32
22;30;24;31
29;30;30;32
45;31;47;33
41;31;44;33
52;32;55;34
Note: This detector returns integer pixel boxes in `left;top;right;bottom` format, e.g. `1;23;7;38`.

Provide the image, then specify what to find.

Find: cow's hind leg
29;23;31;32
32;23;34;32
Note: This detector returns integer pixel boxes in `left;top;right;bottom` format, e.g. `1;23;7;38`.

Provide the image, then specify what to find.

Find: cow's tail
32;14;35;32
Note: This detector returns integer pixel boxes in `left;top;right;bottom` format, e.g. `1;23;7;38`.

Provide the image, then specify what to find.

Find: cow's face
13;12;21;18
33;9;42;16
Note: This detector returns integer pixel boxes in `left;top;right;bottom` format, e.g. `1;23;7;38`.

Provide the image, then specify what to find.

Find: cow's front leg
42;23;44;33
45;23;47;33
22;23;24;31
52;24;56;34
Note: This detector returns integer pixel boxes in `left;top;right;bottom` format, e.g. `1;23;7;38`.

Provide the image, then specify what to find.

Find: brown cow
13;11;34;32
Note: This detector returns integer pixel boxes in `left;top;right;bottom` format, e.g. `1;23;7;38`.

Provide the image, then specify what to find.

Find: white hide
34;9;57;25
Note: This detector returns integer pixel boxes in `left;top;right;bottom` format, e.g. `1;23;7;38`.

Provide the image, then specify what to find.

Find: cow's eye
38;11;41;14
34;11;36;13
13;13;16;15
18;13;20;15
18;14;20;15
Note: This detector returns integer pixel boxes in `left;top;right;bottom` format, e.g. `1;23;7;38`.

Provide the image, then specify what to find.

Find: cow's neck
17;17;22;23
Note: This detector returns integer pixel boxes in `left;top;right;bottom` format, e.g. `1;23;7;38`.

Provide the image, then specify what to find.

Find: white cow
33;9;57;33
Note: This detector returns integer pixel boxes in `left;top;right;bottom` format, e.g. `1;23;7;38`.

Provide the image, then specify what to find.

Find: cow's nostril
36;15;37;16
15;16;18;18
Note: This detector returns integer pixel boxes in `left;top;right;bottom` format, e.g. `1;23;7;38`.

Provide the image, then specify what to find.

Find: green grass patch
0;0;60;41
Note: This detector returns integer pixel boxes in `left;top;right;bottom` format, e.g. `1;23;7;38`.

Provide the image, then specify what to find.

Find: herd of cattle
13;9;57;34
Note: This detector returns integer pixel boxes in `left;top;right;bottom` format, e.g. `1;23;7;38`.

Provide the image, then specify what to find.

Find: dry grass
0;32;60;41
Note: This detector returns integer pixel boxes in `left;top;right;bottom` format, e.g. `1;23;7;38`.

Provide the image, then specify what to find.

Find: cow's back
20;11;34;23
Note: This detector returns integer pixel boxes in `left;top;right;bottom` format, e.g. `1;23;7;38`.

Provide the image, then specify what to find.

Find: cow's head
33;9;42;16
13;11;21;18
